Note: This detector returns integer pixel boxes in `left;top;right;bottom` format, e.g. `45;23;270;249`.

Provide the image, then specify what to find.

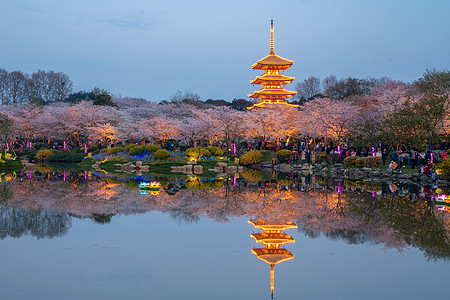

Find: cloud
96;19;149;30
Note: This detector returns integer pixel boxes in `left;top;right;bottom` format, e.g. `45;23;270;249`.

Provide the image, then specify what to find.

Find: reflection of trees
2;173;450;259
344;192;450;261
0;207;71;239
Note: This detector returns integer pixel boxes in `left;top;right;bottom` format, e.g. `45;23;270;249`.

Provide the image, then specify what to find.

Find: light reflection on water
0;170;449;299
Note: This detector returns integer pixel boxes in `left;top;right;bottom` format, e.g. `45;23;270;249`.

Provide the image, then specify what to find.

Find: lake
0;170;449;300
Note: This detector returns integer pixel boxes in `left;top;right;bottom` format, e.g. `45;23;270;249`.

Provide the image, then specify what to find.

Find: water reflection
249;219;296;299
0;207;71;239
0;170;449;261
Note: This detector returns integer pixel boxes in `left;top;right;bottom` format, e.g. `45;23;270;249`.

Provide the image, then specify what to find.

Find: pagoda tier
251;73;295;86
247;20;298;110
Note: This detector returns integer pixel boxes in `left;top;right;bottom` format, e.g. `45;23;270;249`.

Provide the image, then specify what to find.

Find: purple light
63;141;66;149
6;143;9;151
233;175;236;187
84;144;87;153
29;142;32;149
63;170;66;181
28;172;32;179
372;147;375;156
372;192;375;197
84;170;87;180
233;143;236;155
431;153;434;163
337;181;341;193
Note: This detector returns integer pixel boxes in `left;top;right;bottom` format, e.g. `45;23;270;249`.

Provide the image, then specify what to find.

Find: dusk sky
1;0;449;102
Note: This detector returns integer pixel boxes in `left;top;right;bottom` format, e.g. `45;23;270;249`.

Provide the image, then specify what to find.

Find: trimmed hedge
145;145;160;153
207;146;224;156
277;150;292;163
129;145;145;156
125;144;137;151
239;150;263;166
35;149;57;161
343;156;358;166
154;149;170;159
107;146;125;155
185;147;211;158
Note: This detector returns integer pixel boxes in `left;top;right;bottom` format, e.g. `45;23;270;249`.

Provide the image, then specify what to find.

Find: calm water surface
0;170;449;300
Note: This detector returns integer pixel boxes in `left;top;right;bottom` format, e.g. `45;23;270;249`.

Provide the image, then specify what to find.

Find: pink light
63;141;66;149
63;170;66;181
6;143;9;151
233;143;236;155
372;192;375;197
337;181;341;193
372;147;375;156
28;172;32;179
29;142;32;149
233;175;236;187
84;144;87;153
84;170;87;180
431;153;434;163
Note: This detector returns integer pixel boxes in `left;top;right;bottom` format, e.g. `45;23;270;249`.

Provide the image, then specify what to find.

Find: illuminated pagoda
247;20;298;110
249;219;297;299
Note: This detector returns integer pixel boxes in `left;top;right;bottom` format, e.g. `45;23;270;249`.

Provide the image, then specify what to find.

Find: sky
1;0;449;102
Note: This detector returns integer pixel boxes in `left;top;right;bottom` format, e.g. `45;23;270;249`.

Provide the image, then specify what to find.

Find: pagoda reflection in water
249;219;297;299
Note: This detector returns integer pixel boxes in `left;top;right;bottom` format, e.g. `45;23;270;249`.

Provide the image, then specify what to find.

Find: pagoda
249;219;297;299
247;20;298;110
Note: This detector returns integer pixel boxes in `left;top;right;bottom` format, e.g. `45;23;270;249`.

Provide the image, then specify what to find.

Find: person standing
382;149;387;166
410;149;416;169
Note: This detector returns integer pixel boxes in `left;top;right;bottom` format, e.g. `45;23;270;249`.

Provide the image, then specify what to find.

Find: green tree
415;69;450;96
382;95;448;150
0;113;14;157
93;92;117;107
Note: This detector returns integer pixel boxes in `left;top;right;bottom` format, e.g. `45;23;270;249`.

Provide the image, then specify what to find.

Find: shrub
207;146;224;156
185;147;211;159
239;150;263;166
154;149;170;159
277;149;292;163
88;145;98;152
129;145;145;156
107;146;125;155
365;156;382;167
436;159;450;177
355;157;365;167
317;153;327;162
100;149;108;153
241;169;264;182
343;156;358;166
125;144;138;151
326;153;344;164
145;145;160;153
35;149;56;161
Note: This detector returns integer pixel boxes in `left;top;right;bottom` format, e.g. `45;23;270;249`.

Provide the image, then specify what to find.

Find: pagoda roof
248;219;298;231
251;74;295;85
246;101;299;110
251;232;295;244
251;54;294;70
248;88;297;99
251;248;294;265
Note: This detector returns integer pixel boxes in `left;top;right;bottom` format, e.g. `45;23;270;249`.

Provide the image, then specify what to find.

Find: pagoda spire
270;264;275;299
270;20;274;55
